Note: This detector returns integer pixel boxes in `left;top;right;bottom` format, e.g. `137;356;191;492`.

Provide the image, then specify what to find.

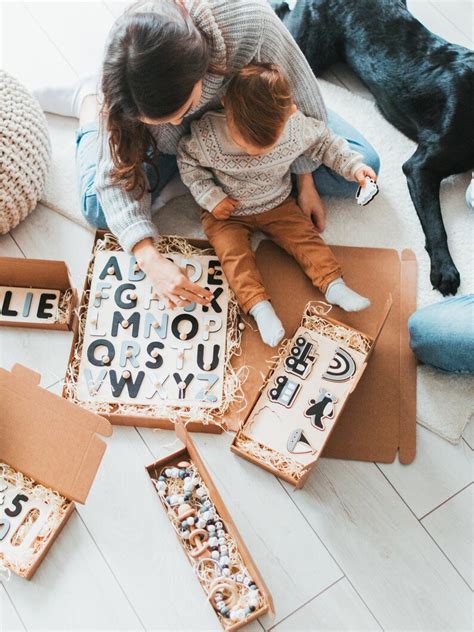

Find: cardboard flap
0;257;72;291
398;250;417;464
0;364;112;503
175;423;275;615
367;295;393;357
10;364;41;387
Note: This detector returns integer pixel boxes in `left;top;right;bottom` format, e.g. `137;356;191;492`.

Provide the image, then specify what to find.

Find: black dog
274;0;474;295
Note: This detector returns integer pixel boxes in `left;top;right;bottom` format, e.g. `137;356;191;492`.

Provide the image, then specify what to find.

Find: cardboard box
146;424;274;630
231;299;391;488
0;364;111;579
223;242;417;465
63;231;232;432
0;257;77;331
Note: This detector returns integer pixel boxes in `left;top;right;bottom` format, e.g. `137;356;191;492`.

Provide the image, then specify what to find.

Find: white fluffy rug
41;78;474;444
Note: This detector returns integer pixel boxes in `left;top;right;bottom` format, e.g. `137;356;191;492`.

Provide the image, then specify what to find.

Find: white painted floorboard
1;2;473;631
378;424;473;518
422;484;474;590
284;459;473;631
10;203;94;292
3;513;143;631
271;578;381;632
0;586;24;632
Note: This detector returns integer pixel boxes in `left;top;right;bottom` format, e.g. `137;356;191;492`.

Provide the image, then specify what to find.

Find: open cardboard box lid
0;257;72;291
0;364;112;503
174;423;275;618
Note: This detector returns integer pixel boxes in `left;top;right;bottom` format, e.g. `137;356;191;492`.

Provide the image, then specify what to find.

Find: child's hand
297;174;326;232
354;165;377;186
212;197;239;220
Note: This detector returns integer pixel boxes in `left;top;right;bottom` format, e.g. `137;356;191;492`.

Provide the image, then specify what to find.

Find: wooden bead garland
152;462;263;625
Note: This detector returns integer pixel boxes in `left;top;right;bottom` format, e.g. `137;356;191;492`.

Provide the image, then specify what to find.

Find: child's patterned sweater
177;109;364;215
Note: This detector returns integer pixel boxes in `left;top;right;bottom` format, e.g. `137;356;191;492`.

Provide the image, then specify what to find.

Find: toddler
177;63;375;347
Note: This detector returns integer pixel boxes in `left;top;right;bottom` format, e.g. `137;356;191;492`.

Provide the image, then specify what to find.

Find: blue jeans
408;296;474;374
76;109;381;229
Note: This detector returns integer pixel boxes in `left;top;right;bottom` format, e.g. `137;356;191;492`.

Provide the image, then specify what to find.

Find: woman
36;0;380;308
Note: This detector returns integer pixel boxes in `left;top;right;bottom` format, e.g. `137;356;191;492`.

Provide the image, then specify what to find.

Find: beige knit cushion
0;70;51;234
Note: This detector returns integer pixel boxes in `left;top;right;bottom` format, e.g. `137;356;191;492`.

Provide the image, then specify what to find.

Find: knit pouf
0;71;51;234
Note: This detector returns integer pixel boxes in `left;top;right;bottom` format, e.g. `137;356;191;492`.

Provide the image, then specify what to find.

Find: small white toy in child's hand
356;176;379;206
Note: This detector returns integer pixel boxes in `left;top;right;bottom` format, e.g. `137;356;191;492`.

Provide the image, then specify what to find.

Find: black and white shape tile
0;286;60;324
322;346;357;382
284;334;318;379
269;375;301;408
287;428;317;455
77;251;230;407
304;388;338;430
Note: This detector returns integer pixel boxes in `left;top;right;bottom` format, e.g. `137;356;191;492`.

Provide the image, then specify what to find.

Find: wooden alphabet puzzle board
0;286;60;325
234;324;369;482
0;464;70;577
76;250;230;408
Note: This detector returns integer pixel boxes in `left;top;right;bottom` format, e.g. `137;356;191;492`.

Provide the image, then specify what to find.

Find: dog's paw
430;259;461;296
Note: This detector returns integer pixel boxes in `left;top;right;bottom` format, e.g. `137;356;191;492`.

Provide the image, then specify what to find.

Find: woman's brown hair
101;1;213;198
225;63;293;148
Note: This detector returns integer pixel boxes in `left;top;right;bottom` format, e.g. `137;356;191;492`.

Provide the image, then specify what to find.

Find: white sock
32;75;99;118
249;300;285;347
325;278;370;312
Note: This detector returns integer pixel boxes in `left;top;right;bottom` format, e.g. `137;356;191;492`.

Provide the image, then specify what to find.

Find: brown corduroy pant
201;196;342;313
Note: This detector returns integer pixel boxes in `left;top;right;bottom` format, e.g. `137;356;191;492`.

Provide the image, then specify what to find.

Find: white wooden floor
0;2;473;630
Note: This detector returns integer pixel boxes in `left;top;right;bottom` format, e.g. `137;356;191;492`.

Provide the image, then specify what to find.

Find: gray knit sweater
177;109;364;214
95;0;328;252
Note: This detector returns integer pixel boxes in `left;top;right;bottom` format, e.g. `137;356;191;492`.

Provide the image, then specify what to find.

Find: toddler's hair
225;62;293;148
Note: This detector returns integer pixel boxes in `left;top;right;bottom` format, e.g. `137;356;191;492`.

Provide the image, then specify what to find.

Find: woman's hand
354;165;377;186
212;197;239;220
297;173;326;232
133;239;212;309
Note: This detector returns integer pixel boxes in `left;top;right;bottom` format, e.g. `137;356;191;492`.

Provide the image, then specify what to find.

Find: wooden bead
107;266;115;275
125;349;133;358
177;503;195;520
129;291;138;300
90;317;97;326
122;320;130;328
152;291;159;299
208;267;215;274
178;461;191;468
150;348;160;358
189;528;208;543
102;355;111;365
122;370;131;379
152;321;160;329
134;264;141;273
203;363;211;371
238;322;245;331
189;529;210;558
94;291;102;299
178;381;187;390
179;333;187;340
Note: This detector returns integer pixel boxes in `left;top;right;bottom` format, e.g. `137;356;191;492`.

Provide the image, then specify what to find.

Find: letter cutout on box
76;252;230;407
0;287;60;324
